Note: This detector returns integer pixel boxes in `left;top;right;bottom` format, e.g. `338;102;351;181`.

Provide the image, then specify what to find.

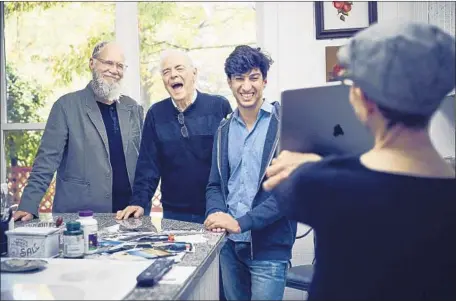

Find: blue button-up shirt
226;100;273;242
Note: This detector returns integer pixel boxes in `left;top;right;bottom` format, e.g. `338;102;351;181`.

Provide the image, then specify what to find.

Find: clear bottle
151;200;163;232
76;210;98;254
63;221;84;259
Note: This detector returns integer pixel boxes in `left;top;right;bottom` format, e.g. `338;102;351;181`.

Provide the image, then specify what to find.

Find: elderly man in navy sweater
116;49;232;223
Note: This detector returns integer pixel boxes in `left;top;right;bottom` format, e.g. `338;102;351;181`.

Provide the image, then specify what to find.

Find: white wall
257;1;455;101
257;1;455;161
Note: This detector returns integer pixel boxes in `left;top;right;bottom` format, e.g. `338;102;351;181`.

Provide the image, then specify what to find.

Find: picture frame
325;45;343;82
315;1;378;40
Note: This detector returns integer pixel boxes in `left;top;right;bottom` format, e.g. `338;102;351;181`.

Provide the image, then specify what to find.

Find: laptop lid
280;82;455;158
279;82;374;156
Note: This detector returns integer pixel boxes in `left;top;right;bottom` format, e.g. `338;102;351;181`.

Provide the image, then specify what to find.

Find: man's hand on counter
13;210;34;222
116;205;144;220
204;212;240;234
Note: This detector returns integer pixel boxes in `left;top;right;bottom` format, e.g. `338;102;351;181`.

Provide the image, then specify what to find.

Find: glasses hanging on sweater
177;112;189;138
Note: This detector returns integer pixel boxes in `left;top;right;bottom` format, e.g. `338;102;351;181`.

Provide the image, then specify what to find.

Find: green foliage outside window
4;1;255;168
5;64;47;166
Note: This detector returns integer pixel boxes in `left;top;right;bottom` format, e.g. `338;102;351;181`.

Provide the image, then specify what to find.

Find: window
4;2;115;123
1;2;115;207
3;130;55;209
138;2;256;110
136;2;256;203
0;2;258;208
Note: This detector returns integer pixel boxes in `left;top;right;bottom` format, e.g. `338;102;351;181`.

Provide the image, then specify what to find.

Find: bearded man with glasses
15;41;144;221
116;49;232;224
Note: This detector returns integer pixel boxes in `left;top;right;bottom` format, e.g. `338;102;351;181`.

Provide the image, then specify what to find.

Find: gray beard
91;71;123;102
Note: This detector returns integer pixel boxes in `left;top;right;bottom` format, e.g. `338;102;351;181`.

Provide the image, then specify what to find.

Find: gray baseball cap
337;21;455;117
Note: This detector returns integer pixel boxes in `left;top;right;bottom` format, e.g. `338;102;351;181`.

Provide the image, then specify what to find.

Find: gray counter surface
12;213;225;300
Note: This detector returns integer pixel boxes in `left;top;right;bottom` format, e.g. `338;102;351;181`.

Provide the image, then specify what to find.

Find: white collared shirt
171;90;197;112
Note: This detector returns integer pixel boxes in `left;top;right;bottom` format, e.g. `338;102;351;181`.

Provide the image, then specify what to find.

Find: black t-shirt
97;101;132;212
275;156;456;300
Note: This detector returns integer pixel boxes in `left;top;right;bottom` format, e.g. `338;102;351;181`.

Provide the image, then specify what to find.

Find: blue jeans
163;211;205;224
220;239;288;301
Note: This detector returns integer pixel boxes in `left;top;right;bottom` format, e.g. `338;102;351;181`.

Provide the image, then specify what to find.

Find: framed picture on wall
315;1;378;40
325;46;343;82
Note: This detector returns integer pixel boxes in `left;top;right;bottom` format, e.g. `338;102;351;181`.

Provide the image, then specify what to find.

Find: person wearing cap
263;21;456;300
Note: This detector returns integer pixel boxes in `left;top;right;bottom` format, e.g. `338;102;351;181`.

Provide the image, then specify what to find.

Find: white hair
90;69;123;102
159;49;194;70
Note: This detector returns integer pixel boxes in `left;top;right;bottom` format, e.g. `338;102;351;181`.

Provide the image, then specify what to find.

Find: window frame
0;2;142;182
0;2;261;183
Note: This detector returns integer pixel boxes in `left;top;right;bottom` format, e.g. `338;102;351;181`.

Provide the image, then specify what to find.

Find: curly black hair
224;45;274;79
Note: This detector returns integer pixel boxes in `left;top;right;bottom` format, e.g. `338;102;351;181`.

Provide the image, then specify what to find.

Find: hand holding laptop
263;150;322;191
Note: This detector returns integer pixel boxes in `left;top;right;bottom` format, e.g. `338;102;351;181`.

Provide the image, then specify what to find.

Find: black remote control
136;258;175;287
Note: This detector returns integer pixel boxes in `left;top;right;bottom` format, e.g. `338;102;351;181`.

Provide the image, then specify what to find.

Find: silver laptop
279;82;374;156
280;82;455;157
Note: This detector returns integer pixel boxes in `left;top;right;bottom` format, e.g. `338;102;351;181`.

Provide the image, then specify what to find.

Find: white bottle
151;200;163;232
76;210;98;254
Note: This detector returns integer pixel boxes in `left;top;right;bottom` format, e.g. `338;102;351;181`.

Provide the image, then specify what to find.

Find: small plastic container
5;227;60;258
63;221;84;259
151;200;163;232
76;210;98;254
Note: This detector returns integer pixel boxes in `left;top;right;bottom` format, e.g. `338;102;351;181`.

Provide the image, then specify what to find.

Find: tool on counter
99;243;137;254
154;242;192;253
136;235;175;243
126;248;174;259
97;238;192;255
125;242;192;252
1;258;48;273
118;233;175;243
136;257;175;287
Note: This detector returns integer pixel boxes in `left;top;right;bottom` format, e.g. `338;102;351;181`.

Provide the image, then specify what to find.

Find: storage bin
5;227;60;258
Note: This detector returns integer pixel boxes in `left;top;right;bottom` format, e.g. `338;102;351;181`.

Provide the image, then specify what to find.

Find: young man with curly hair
204;45;297;300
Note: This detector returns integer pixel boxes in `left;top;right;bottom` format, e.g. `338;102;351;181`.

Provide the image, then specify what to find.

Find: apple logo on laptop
333;124;344;137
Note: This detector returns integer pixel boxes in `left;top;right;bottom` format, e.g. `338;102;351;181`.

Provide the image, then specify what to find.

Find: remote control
136;258;175;287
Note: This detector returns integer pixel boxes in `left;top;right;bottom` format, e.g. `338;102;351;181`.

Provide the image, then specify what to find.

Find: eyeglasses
92;57;127;72
177;112;189;138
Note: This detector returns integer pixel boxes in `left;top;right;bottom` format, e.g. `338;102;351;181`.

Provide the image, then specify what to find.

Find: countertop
12;213;225;300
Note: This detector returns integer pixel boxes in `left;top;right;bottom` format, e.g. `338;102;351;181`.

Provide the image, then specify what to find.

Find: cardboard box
5;227;60;258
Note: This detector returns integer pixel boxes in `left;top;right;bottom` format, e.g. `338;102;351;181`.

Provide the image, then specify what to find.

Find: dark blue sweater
97;101;132;212
131;91;232;216
275;156;456;300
